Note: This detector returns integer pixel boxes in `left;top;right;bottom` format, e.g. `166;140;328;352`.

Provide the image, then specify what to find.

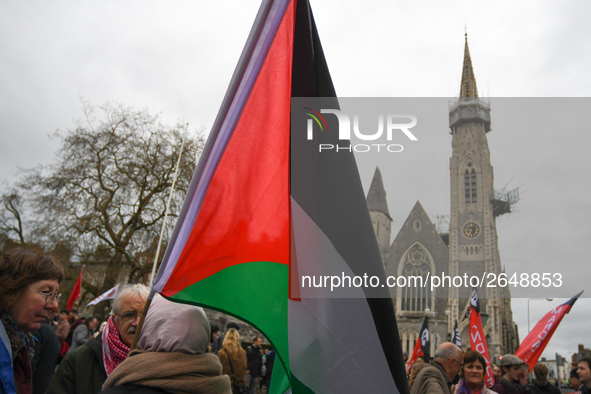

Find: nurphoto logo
304;107;418;153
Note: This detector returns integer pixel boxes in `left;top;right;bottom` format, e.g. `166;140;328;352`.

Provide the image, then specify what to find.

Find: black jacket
47;333;107;394
31;320;61;394
246;345;262;377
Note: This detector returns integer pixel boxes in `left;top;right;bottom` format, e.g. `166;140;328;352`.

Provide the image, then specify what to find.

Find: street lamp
445;308;451;342
425;307;438;348
527;298;553;333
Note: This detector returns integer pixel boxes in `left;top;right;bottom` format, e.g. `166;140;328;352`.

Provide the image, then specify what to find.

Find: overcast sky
1;0;590;364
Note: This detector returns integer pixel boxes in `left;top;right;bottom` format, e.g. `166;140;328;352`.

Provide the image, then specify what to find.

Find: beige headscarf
102;294;231;393
137;294;210;354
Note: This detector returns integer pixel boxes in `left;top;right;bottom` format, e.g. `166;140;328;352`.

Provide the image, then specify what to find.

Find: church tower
366;167;392;255
447;35;516;358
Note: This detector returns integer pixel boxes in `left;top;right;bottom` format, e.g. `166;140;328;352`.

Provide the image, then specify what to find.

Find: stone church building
367;37;519;362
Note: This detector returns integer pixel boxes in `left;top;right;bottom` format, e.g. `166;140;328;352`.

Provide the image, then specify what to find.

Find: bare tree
15;100;203;303
0;191;26;244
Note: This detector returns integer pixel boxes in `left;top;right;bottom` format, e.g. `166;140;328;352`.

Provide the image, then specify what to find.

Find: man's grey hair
111;283;149;315
434;343;461;360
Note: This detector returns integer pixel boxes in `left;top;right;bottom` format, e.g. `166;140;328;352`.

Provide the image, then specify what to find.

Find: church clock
463;222;480;238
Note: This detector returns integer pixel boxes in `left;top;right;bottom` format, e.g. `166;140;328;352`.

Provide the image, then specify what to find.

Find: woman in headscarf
217;328;247;393
100;294;230;393
456;349;498;394
0;249;64;394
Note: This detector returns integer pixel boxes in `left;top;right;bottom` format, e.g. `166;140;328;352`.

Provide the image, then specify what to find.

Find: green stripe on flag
166;261;291;391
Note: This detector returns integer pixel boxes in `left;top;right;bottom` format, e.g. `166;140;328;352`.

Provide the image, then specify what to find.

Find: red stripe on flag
406;336;425;373
161;2;295;296
406;318;429;373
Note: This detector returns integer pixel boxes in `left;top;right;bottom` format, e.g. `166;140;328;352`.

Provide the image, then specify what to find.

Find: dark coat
31;321;60;394
47;333;107;394
246;345;262;377
491;377;534;394
409;361;452;394
528;381;561;394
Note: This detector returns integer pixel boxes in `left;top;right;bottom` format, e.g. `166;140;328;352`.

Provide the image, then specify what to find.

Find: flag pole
130;291;154;350
148;126;187;288
132;126;187;350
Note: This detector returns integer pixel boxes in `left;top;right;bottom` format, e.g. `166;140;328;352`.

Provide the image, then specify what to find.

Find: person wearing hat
490;354;533;394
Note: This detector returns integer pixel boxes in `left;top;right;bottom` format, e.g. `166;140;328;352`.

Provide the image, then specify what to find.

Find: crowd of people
407;341;591;394
0;249;276;394
2;248;590;394
212;323;276;394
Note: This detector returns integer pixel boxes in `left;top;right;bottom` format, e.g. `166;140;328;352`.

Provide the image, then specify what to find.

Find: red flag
469;288;494;388
66;266;85;311
516;291;582;371
407;317;429;372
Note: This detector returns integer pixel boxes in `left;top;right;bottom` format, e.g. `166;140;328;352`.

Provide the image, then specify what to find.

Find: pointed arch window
401;244;432;312
464;164;477;204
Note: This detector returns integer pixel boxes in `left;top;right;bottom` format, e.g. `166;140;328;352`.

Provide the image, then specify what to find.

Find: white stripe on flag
289;199;398;392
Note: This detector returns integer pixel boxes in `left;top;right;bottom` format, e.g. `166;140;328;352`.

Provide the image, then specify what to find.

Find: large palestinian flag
152;0;408;392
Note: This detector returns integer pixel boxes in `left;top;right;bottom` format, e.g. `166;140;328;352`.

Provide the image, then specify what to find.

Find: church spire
366;167;391;219
449;33;490;133
460;33;478;98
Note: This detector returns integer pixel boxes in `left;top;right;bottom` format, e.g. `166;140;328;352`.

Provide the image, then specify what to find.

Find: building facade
367;36;518;360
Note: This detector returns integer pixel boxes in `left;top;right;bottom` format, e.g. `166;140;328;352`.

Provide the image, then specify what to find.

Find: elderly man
490;354;533;394
410;342;463;394
47;284;149;394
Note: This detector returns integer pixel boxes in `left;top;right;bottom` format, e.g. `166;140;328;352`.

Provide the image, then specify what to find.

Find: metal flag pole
132;126;187;351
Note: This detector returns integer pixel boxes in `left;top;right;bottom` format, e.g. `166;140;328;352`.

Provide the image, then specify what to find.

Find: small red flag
407;317;429;372
66;266;85;311
515;291;582;371
469;288;495;388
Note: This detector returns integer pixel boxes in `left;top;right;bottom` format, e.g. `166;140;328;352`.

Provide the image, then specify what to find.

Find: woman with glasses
456;350;499;394
0;248;64;394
